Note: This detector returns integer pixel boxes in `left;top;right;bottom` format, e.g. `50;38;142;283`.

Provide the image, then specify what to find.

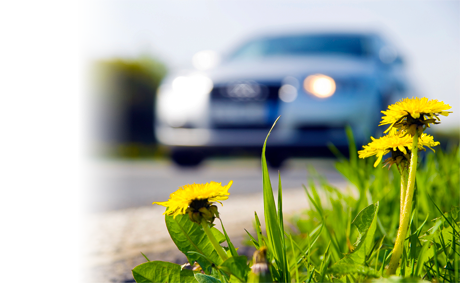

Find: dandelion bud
192;212;202;224
209;205;219;218
188;210;194;222
192;262;203;273
248;247;272;283
198;207;213;220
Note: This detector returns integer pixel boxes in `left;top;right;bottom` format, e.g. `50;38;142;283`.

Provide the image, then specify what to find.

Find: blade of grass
319;252;331;283
278;172;284;237
218;218;238;257
401;245;407;276
307;229;311;271
433;240;440;282
380;250;388;277
425;261;451;282
141;252;150;262
327;142;346;160
439;234;449;263
410;256;416;277
295;224;323;266
307;179;324;215
440;233;455;282
366;235;384;267
345;125;357;170
374;236;385;271
408;217;418;277
289;234;300;283
376;217;387;243
277;172;289;283
381;250;394;277
244;229;259;249
454;243;460;282
446;262;454;282
254;212;264;248
303;184;323;216
260;116;288;282
424;262;433;281
303;185;342;262
427;193;460;237
415;240;432;276
455;226;458;283
346;206;353;252
305;267;315;283
320;242;331;271
410;214;430;238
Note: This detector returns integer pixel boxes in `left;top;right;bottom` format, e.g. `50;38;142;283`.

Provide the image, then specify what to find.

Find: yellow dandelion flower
153;181;232;220
380;97;452;135
358;130;440;167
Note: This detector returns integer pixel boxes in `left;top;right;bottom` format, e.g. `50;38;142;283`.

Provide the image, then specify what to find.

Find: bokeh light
278;84;298;103
303;74;336;98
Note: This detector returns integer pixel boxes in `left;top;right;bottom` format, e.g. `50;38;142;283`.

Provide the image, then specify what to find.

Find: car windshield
229;34;371;60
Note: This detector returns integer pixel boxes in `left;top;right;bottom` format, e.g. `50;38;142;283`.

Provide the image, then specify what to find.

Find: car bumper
155;125;368;148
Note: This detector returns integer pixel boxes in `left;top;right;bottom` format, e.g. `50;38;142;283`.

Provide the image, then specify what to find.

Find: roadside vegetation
286;128;459;282
131;98;458;282
91;55;167;158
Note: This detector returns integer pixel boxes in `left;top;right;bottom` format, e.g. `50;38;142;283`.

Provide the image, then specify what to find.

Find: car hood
207;55;377;84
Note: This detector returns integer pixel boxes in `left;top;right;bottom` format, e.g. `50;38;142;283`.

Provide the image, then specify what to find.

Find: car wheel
171;149;205;167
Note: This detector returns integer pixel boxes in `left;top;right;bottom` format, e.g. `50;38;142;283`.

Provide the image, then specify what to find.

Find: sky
86;0;460;130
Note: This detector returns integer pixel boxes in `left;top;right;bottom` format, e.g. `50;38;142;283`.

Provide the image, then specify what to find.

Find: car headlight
159;73;213;127
172;73;213;95
303;74;336;98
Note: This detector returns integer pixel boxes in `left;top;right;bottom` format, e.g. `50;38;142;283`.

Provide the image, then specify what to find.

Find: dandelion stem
400;167;408;224
201;219;229;262
387;132;419;275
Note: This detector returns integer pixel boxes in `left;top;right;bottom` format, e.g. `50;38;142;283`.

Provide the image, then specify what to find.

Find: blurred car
155;31;411;167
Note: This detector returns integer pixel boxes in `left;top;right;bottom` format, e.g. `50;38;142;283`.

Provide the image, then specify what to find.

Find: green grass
235;121;459;282
270;135;460;282
133;122;459;283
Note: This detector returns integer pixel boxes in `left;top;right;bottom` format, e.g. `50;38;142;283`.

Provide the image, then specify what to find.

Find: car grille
210;82;281;129
334;78;366;93
210;83;280;102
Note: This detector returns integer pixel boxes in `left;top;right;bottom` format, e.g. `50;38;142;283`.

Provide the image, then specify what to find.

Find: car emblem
223;81;267;101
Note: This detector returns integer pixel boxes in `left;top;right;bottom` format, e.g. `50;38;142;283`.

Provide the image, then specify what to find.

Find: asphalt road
86;157;346;213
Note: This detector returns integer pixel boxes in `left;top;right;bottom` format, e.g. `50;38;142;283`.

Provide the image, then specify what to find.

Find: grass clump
286;136;458;282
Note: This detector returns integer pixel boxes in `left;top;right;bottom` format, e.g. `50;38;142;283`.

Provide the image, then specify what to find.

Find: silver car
155;31;411;166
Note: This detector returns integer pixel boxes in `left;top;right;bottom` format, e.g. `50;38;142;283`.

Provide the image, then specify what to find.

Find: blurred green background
78;54;167;158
